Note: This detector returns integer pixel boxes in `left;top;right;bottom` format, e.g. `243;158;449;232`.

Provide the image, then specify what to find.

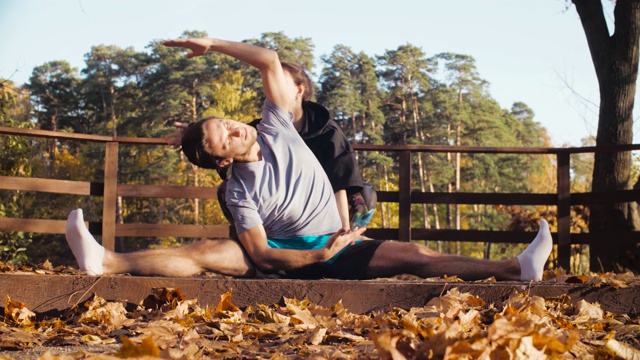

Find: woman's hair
281;61;314;102
181;117;223;171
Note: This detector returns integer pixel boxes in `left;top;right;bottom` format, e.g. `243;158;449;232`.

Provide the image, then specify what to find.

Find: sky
0;0;630;147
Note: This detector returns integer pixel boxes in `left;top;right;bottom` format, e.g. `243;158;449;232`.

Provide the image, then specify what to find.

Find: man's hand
165;122;189;148
163;38;213;59
324;227;367;259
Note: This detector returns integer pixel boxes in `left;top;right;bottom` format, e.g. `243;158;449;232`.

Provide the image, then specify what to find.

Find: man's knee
194;239;256;277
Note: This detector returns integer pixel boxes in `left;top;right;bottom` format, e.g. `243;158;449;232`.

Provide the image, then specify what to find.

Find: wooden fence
2;125;640;270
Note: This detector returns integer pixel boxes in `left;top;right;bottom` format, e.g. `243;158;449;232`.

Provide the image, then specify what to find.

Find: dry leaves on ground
1;278;640;360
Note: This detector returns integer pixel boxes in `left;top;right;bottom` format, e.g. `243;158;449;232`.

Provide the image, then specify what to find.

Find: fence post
102;141;118;251
557;151;571;270
398;151;411;242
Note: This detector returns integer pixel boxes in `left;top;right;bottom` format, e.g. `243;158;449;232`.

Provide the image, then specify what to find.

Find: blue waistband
267;235;361;264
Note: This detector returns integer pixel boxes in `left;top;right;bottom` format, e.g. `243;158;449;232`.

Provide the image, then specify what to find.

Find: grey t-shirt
226;100;342;239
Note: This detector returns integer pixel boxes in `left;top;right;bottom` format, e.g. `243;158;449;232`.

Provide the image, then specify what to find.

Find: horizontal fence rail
2;126;640;270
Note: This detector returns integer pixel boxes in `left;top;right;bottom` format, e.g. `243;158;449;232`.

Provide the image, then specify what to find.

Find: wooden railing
2;125;640;270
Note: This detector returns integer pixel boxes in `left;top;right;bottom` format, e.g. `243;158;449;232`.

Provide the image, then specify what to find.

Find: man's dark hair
281;61;314;101
181;117;223;170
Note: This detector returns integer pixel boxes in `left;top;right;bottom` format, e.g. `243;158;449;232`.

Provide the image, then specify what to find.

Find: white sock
65;209;104;276
517;219;552;281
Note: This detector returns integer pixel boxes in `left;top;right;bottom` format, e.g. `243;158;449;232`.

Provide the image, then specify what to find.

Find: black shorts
281;240;385;280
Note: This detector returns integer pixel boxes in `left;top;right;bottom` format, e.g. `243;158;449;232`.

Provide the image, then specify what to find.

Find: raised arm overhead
163;38;292;112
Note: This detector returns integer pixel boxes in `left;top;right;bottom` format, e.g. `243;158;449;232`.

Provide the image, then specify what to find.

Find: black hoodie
249;101;363;195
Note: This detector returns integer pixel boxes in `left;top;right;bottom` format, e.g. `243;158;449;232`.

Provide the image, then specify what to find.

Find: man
65;37;552;281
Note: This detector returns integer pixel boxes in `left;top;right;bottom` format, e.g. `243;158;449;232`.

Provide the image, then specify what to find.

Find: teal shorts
267;235;357;264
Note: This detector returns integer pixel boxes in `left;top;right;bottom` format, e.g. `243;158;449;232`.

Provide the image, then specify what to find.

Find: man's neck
236;141;263;163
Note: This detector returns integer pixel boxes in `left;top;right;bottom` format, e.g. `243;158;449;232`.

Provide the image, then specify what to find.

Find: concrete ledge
1;274;639;315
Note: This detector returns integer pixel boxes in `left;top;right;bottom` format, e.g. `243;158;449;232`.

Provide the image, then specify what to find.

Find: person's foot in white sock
517;219;553;281
65;209;104;276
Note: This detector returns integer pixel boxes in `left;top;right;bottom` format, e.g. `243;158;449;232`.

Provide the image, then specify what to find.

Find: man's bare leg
65;209;255;277
365;219;553;281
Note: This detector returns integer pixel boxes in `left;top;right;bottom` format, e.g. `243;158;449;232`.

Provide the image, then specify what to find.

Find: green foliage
0;202;30;263
0;79;34;263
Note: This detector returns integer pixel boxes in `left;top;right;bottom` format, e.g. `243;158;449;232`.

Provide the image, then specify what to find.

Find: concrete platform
1;273;639;316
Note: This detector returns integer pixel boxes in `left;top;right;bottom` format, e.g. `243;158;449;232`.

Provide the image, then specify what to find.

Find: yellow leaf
41;259;53;271
4;295;35;326
215;291;240;317
326;330;365;342
444;340;475;359
256;304;290;325
116;336;160;358
80;334;103;344
565;275;588;284
79;297;129;329
372;330;415;360
285;299;318;326
488;315;536;345
457;309;480;332
306;327;327;345
532;331;579;355
443;274;463;282
605;338;640;360
140;287;185;311
514;336;547;359
572;300;604;323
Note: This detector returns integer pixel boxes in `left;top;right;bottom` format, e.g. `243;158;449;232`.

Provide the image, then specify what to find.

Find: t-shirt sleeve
260;99;295;130
226;183;263;234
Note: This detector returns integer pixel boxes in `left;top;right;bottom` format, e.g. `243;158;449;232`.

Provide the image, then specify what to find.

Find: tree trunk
109;85;117;137
191;83;200;225
352;112;359;160
573;0;640;272
410;95;430;229
455;122;461;231
379;165;387;229
48;111;57;177
428;174;440;229
384;165;392;227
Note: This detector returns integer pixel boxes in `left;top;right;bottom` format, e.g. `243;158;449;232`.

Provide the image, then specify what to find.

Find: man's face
204;118;258;160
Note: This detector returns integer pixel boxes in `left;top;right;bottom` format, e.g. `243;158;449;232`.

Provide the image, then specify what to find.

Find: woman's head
281;61;314;102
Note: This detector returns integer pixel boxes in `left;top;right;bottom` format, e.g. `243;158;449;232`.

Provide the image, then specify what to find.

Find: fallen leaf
605;338;640;360
116;336;160;358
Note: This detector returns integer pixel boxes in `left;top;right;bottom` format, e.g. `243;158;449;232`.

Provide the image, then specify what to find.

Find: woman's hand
163;38;214;59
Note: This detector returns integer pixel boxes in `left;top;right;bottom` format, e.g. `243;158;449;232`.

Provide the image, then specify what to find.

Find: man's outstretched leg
364;219;553;281
516;219;553;281
65;209;255;277
66;209;104;275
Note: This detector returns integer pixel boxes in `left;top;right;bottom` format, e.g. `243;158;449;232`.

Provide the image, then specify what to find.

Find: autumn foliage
1;271;640;359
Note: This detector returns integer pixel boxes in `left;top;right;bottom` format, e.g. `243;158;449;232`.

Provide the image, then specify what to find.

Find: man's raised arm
163;38;291;111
